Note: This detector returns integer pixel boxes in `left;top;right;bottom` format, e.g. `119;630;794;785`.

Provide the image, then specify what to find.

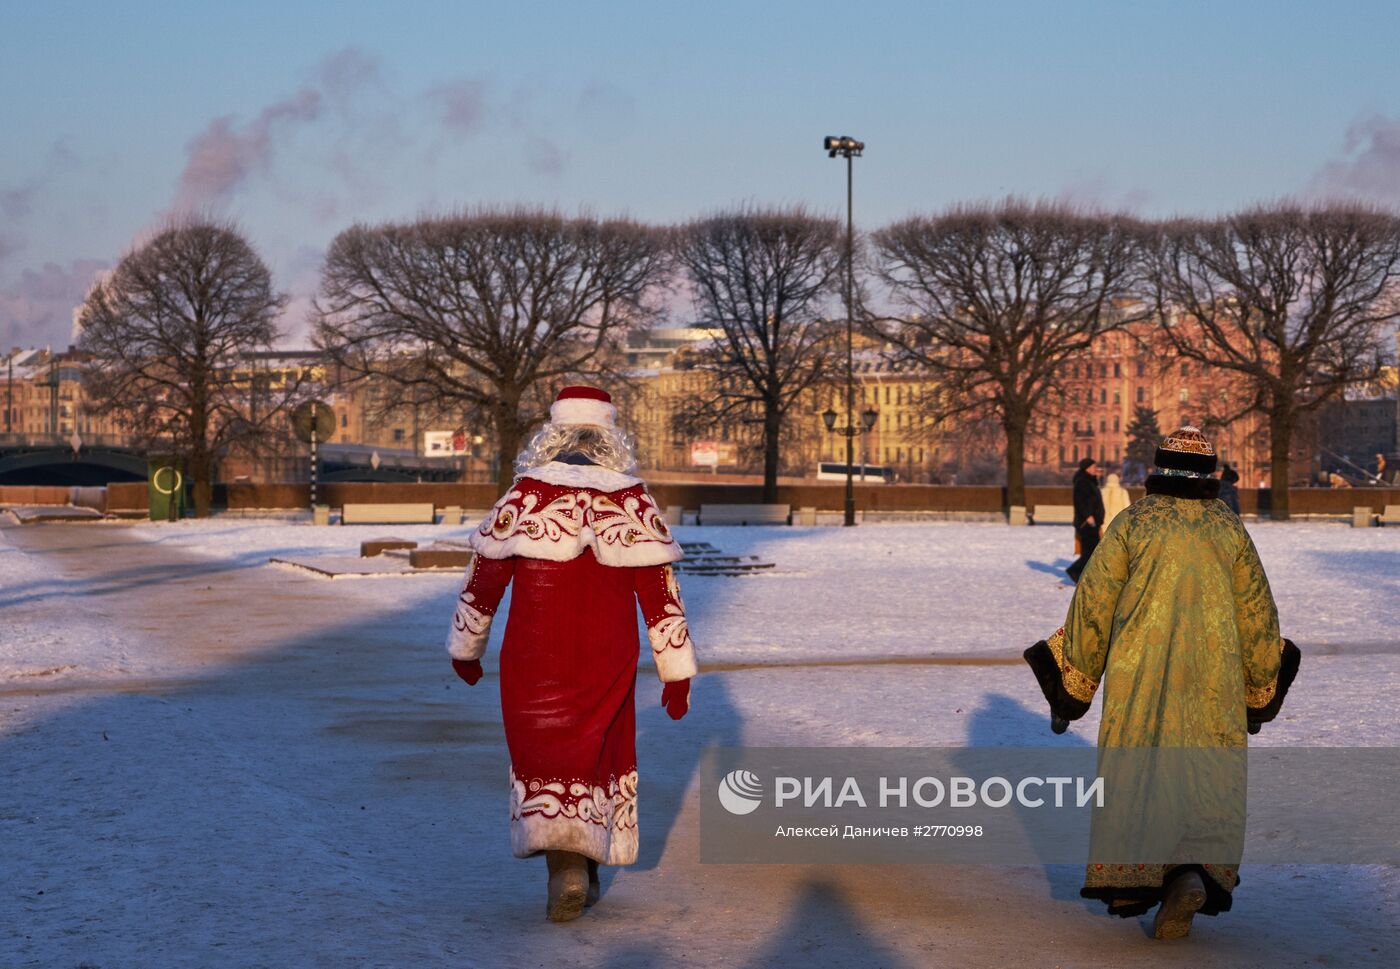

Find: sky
3;0;1400;350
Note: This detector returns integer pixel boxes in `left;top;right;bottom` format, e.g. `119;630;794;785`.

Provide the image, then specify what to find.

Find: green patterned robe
1026;491;1298;915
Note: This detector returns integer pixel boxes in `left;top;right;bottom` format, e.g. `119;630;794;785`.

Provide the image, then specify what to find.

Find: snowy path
1;521;1397;967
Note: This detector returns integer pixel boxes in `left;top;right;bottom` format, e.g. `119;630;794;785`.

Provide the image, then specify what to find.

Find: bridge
0;436;147;486
0;437;469;486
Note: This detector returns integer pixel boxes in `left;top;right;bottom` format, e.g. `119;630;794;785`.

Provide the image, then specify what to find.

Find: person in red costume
447;385;697;923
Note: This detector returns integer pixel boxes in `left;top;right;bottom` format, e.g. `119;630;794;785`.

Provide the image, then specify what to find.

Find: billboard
424;430;469;456
691;440;738;467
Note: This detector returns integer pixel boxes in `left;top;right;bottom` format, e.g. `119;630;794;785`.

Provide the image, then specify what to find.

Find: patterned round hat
1154;425;1217;477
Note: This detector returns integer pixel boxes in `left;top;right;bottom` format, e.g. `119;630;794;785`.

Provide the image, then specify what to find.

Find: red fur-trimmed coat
447;461;697;865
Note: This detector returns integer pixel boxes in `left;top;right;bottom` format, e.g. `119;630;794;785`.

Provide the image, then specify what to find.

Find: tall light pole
824;135;864;525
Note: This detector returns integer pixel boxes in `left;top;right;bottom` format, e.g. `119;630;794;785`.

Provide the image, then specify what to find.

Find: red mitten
452;659;483;685
661;679;690;720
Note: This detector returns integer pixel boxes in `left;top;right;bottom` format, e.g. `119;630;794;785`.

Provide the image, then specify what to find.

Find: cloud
1054;174;1152;213
170;88;323;214
0;259;109;350
525;135;566;176
0;141;81;267
1308;115;1400;206
429;78;489;135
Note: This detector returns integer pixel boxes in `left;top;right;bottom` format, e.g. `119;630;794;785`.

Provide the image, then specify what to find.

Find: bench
1031;504;1075;525
340;502;436;525
698;504;791;526
1381;504;1400;527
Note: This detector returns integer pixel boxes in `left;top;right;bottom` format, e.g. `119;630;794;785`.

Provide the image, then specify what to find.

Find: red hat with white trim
549;385;617;428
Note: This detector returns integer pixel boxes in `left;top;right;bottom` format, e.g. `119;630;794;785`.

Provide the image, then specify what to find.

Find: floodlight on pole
822;133;864;525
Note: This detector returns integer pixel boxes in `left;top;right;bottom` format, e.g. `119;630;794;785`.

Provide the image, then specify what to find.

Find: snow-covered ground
6;516;1395;681
1;517;1396;967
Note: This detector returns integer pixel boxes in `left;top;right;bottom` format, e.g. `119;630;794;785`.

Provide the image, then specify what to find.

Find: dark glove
452;658;483;686
661;679;690;720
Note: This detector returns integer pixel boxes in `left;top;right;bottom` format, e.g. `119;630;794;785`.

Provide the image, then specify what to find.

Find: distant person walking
1101;472;1131;528
1065;458;1105;584
1218;462;1241;515
1025;426;1300;939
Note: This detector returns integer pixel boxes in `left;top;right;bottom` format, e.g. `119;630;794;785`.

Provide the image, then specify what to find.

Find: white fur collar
520;461;642;492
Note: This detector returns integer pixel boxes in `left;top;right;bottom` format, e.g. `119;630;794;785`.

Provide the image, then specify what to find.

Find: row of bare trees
74;201;1400;519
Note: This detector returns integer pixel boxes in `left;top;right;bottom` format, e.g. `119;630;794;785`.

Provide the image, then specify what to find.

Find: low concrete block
1353;506;1375;528
409;544;475;569
312;504;330;527
1009;504;1028;526
361;537;418;557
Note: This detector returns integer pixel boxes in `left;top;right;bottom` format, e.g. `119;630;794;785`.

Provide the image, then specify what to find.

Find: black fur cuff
1247;639;1301;728
1024;639;1093;722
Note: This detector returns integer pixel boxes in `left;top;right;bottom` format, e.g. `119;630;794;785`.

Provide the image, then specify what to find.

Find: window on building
393;428;405;442
1137;362;1146;377
1180;362;1190;376
1072;445;1079;461
1113;416;1120;432
1099;364;1107;378
340;413;347;428
1136;386;1145;403
1100;388;1107;404
1179;388;1189;403
1059;445;1065;462
1113;390;1120;404
1099;418;1107;432
1114;363;1121;377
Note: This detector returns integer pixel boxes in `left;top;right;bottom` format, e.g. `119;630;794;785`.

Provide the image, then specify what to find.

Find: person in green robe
1025;426;1300;939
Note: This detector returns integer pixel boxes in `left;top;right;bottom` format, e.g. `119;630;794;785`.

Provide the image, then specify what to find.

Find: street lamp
823;134;864;525
823;405;879;492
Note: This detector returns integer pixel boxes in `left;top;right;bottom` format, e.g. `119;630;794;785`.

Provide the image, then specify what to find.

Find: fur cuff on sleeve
1024;630;1095;722
1247;638;1301;727
648;622;698;682
446;594;494;661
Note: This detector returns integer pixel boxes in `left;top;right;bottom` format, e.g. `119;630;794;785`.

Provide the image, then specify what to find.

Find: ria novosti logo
717;769;763;815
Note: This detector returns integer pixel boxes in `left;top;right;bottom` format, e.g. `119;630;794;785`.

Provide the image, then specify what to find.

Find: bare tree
314;209;668;490
868;201;1146;511
76;221;295;517
1142;203;1400;518
675;207;843;501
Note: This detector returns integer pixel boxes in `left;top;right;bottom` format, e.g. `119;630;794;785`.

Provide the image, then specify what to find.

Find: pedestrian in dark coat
1066;458;1105;583
1219;462;1241;515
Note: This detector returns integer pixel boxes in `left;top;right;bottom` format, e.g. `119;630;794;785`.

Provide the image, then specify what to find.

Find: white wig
514;421;639;476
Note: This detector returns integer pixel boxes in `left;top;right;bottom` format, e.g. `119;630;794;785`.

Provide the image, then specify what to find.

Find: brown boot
1152;869;1207;940
545;851;589;923
585;859;601;908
